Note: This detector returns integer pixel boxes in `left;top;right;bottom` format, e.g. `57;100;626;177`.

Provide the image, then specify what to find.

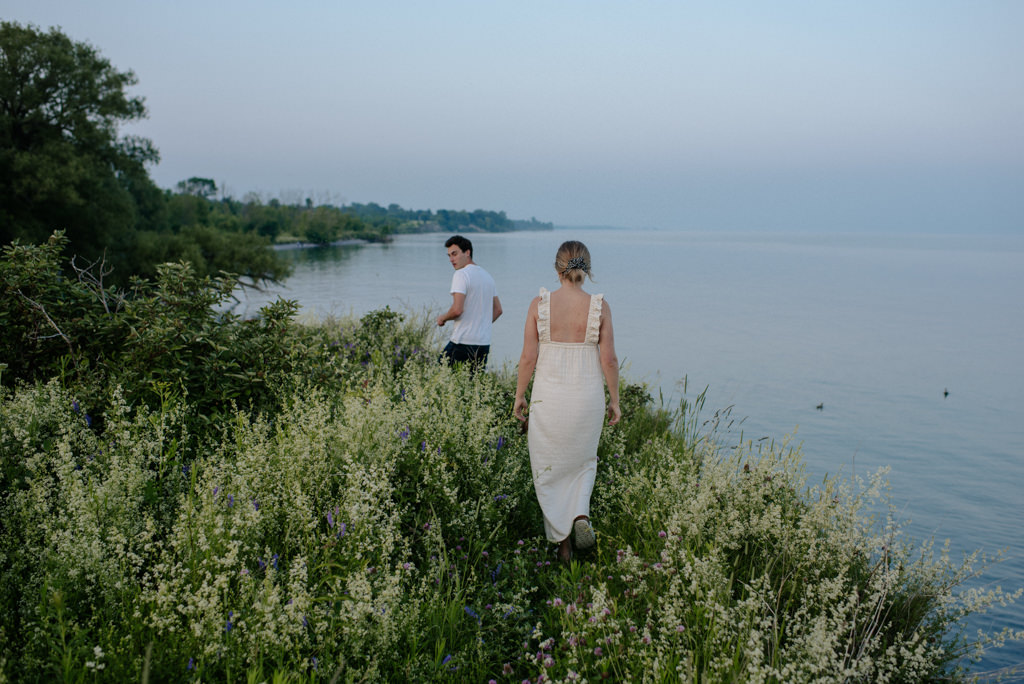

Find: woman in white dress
513;241;621;563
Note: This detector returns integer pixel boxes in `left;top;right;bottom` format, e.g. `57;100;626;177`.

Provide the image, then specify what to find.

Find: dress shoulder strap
585;294;604;344
537;287;551;343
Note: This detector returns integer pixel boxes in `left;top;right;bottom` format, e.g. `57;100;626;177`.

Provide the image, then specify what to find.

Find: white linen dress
528;287;605;542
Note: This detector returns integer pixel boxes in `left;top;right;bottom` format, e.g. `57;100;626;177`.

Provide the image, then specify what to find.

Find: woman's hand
606;401;621;425
513;396;528;423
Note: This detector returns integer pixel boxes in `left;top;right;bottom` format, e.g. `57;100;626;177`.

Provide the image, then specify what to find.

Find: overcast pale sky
6;1;1023;232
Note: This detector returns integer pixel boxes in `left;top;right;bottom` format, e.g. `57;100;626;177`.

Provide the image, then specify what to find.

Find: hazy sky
6;1;1023;232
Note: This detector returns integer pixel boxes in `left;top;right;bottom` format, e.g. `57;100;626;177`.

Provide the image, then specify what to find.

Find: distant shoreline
272;238;370;251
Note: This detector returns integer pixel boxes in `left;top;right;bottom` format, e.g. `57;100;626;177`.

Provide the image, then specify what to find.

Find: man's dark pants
440;342;490;371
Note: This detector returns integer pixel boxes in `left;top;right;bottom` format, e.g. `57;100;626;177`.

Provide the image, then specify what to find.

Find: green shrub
1;236;1020;682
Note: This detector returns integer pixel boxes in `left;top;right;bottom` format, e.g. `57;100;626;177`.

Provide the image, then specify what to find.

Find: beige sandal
573;518;596;550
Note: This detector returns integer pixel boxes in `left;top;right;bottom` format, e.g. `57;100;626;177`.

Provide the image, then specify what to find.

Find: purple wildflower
593;646;603;657
252;498;259;511
225;611;233;632
187;657;194;670
327;510;334;528
496;435;505;450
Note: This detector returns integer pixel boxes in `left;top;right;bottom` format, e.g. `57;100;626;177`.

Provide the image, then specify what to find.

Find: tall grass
1;308;1021;682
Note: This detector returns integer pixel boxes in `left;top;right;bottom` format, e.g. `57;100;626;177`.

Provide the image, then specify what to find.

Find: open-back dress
528;287;605;542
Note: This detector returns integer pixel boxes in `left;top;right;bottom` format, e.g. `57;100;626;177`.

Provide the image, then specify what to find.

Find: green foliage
0;234;411;432
1;234;1020;682
345;202;520;234
176;176;218;199
0;22;291;286
128;224;290;283
0;21;161;267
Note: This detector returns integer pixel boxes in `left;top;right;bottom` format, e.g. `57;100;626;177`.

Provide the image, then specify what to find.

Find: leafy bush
0;233;430;435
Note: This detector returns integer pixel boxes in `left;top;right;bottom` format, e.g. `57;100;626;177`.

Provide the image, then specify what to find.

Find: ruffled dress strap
537;287;551;343
585;294;604;344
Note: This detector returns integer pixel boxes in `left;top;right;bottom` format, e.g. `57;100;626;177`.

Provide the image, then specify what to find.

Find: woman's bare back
548;287;594;343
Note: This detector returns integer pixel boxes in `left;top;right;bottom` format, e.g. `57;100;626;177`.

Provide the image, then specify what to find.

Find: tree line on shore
0;20;549;289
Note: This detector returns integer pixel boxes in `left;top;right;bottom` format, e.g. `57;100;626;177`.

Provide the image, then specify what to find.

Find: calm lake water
235;228;1024;675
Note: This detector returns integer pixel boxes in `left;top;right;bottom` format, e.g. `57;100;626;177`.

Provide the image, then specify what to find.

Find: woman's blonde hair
554;240;592;285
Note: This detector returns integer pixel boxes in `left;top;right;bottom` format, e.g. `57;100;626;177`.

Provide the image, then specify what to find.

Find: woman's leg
558;537;572;563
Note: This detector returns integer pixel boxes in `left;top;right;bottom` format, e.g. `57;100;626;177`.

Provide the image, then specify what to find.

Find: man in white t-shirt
436;235;502;369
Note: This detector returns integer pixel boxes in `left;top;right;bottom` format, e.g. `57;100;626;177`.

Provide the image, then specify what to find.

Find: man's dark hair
445;235;473;257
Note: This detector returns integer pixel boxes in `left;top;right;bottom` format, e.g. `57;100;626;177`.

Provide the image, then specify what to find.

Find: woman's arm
513;297;540;423
598;299;621;425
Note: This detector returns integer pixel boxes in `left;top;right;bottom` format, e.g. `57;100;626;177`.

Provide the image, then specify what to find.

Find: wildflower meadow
1;235;1021;682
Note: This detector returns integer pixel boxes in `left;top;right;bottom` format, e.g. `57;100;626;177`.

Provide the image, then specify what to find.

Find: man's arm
492;295;503;322
437;292;466;327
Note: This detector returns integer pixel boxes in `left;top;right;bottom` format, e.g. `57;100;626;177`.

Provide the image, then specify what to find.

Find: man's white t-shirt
450;263;497;345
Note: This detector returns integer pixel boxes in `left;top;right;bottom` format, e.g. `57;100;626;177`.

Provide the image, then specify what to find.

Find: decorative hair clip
564;256;589;273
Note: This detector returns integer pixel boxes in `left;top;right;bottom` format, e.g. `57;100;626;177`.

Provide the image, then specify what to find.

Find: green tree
0;22;162;266
175;176;217;199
